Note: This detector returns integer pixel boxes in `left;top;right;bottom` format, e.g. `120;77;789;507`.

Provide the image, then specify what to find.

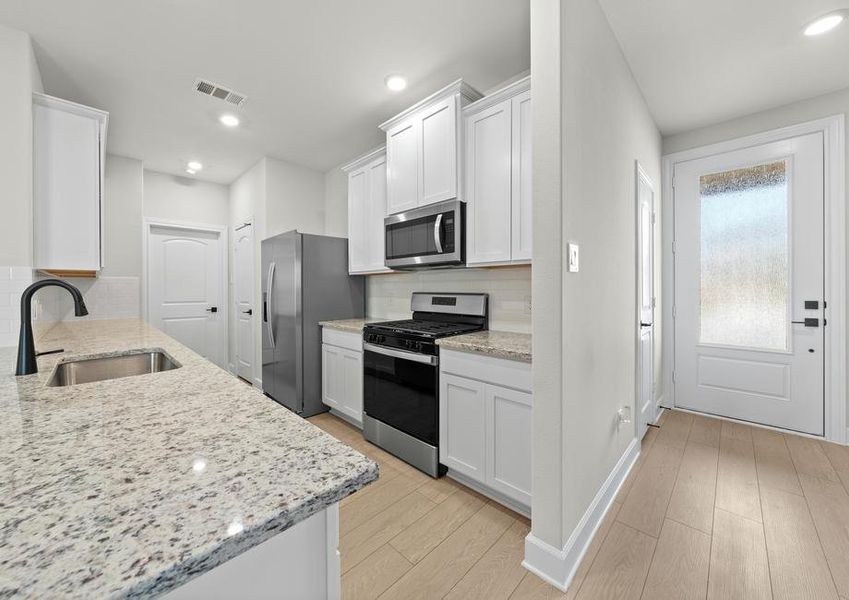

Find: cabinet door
386;119;419;215
511;91;532;262
465;100;513;265
321;344;343;409
486;384;532;506
347;168;369;273
440;374;486;481
366;157;388;272
419;97;458;206
339;349;363;424
33;103;101;270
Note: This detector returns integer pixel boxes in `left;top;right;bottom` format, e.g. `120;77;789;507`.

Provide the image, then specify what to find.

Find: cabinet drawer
440;349;531;393
321;328;363;352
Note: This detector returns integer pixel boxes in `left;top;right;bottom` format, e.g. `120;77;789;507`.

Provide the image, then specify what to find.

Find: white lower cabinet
321;329;363;426
439;350;532;511
440;374;487;480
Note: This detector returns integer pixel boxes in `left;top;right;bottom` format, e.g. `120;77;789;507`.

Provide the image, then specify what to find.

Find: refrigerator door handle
266;261;276;348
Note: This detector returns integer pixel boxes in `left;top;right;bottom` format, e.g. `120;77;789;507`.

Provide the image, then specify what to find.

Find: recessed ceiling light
219;114;240;127
804;11;846;36
187;160;203;171
385;75;407;92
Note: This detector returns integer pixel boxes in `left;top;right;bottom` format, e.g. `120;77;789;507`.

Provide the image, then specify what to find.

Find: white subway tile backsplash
33;276;141;325
366;265;531;333
0;266;33;348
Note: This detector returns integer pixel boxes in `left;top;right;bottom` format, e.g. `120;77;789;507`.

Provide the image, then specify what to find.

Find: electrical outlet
524;295;532;313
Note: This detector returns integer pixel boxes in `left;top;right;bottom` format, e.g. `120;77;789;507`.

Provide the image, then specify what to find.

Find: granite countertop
0;319;378;599
319;318;379;333
436;330;532;363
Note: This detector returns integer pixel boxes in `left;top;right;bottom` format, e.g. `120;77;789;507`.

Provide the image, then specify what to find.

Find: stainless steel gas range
362;292;488;477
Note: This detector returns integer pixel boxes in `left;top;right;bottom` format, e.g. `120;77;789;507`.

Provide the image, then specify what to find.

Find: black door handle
242;309;253;315
792;318;819;327
205;306;218;313
640;322;653;327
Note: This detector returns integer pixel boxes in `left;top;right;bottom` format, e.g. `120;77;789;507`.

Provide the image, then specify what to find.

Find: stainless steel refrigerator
261;231;365;416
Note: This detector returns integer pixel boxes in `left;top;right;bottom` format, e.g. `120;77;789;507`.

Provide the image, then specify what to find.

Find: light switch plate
568;243;580;272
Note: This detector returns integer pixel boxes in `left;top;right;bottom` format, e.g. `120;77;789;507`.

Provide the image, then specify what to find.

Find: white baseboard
522;437;640;592
253;377;262;390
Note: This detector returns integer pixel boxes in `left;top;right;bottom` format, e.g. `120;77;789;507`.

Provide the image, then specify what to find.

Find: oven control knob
411;341;421;351
378;335;386;343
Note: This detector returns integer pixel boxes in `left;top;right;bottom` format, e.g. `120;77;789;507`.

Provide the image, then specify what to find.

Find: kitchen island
0;319;378;599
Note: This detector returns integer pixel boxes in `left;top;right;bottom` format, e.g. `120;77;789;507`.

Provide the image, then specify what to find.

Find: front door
234;223;254;383
147;224;225;368
673;132;824;435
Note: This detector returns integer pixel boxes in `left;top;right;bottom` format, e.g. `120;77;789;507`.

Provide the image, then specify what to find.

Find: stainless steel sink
46;350;181;387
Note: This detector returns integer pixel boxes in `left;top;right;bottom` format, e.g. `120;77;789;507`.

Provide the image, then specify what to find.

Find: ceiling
0;1;529;183
598;0;849;136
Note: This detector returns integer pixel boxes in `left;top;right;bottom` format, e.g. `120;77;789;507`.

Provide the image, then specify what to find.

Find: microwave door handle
433;214;443;254
266;262;276;348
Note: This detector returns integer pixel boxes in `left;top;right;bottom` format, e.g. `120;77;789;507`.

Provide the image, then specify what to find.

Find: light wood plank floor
309;410;849;600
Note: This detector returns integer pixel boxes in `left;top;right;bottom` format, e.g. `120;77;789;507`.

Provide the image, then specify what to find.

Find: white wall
527;0;662;587
143;170;229;225
367;267;532;333
0;25;41;345
265;157;326;238
103;155;144;277
323;165;348;238
0;24;41;267
663;86;849;428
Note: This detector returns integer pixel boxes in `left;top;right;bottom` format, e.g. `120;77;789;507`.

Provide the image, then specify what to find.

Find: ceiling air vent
193;78;247;107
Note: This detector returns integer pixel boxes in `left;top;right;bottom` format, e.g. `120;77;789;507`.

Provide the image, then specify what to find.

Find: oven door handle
364;343;439;366
433;214;443;254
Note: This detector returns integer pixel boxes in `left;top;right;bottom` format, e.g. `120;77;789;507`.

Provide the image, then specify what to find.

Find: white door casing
234;222;255;382
146;221;227;368
673;133;825;435
637;163;656;440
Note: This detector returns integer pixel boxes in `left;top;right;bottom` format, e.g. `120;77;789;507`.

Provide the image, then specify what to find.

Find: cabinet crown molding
379;78;483;132
33;92;109;128
341;145;386;173
463;75;531;116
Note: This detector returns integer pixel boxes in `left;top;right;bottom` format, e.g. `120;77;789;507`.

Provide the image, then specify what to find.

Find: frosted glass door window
699;160;788;350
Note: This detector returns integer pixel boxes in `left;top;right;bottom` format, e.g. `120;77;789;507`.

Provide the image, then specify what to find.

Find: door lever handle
242;309;253;315
205;307;218;313
640;322;653;327
792;318;819;327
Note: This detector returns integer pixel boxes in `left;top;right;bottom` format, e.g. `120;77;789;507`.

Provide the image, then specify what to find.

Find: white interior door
148;224;226;368
234;223;255;382
673;133;825;435
637;165;656;440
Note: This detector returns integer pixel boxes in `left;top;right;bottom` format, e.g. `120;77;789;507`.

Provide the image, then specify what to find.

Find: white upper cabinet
385;119;419;214
463;77;532;267
465;99;513;264
380;80;482;215
343;147;390;274
33;93;108;273
419;97;457;205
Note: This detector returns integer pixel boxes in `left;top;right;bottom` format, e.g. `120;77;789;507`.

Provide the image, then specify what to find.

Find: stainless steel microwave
384;200;465;269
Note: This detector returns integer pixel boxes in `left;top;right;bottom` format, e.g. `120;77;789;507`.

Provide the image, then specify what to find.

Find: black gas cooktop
365;318;483;338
